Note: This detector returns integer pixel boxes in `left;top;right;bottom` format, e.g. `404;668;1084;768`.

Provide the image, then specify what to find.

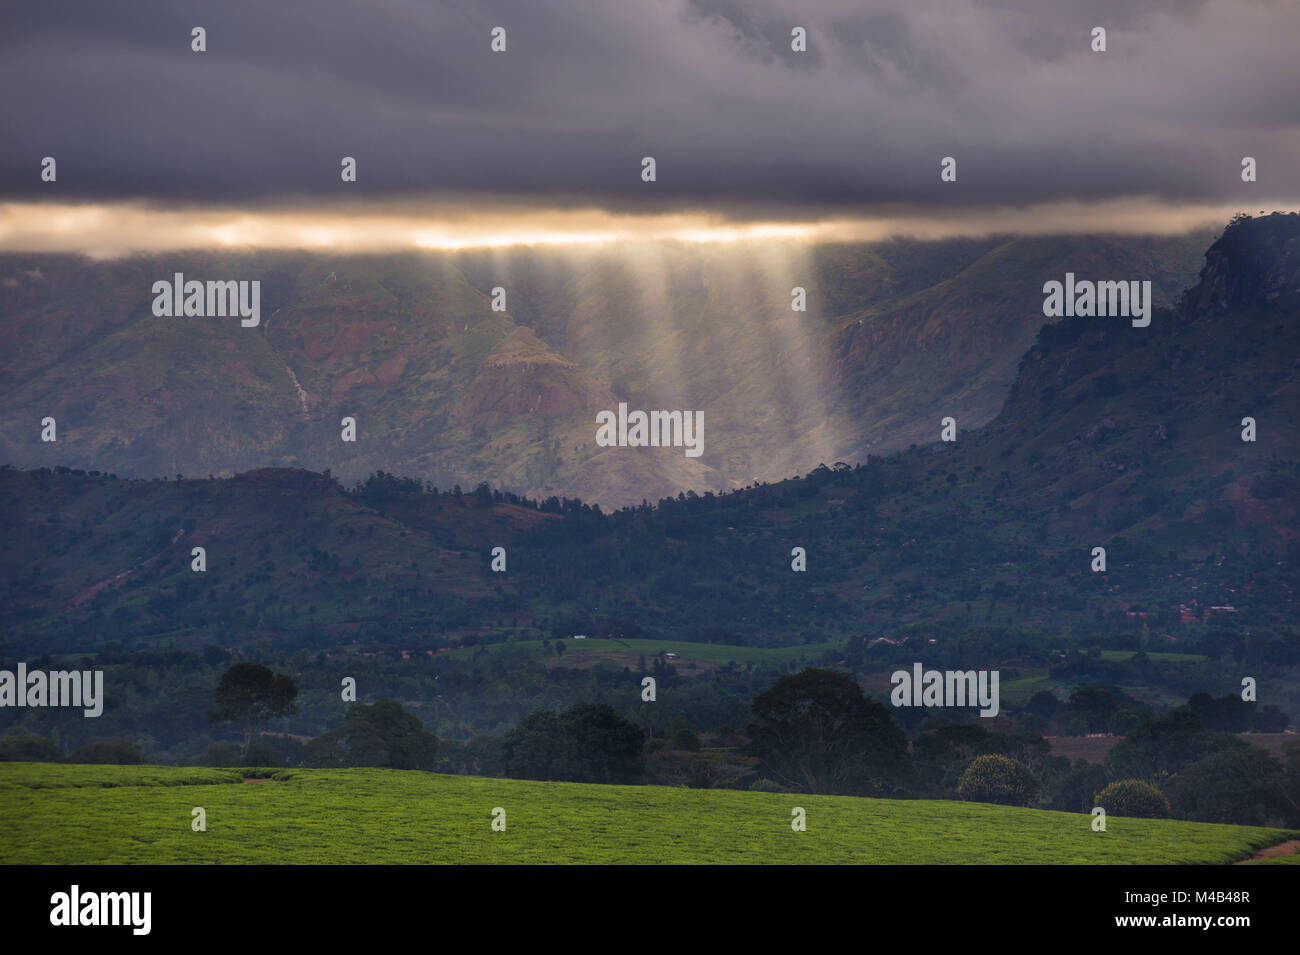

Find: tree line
4;663;1295;829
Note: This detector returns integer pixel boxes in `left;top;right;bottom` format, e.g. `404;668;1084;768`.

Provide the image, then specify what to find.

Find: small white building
571;634;587;639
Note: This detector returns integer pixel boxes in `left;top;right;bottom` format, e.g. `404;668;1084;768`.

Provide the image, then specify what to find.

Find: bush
200;742;243;767
243;738;277;766
1094;779;1171;818
0;735;62;762
956;754;1039;807
70;738;143;764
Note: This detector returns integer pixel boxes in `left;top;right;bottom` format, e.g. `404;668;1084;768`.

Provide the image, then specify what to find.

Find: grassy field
1;763;1295;864
997;671;1056;705
1096;650;1211;663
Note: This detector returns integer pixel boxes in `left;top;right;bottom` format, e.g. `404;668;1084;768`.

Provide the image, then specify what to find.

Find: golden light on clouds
0;197;1294;257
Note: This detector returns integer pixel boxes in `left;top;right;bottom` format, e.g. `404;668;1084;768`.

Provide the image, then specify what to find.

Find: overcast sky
1;0;1297;237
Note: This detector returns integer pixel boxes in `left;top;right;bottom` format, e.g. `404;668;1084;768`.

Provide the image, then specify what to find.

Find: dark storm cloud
1;0;1296;209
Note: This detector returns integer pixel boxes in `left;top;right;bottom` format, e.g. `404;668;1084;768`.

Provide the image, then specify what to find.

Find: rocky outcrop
1179;212;1300;315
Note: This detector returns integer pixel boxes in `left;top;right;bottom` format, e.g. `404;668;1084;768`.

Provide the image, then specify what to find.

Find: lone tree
747;668;909;796
209;663;298;756
305;699;439;770
503;702;644;784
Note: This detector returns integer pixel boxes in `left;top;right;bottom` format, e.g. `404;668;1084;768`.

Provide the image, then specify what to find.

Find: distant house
663;652;677;660
572;634;587;640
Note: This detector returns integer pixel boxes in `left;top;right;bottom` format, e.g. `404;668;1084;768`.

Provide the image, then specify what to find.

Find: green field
1;763;1295;864
997;672;1057;705
1097;650;1211;663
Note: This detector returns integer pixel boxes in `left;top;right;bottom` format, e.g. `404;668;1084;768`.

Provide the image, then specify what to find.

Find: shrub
956;753;1039;807
1094;778;1171;818
242;738;277;766
0;735;63;762
200;742;242;767
70;738;143;764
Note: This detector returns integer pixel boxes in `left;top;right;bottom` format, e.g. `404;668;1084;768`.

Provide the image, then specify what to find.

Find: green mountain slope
0;231;1211;507
1;216;1294;661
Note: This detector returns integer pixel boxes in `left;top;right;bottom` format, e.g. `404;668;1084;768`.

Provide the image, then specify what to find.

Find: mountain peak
1179;211;1300;316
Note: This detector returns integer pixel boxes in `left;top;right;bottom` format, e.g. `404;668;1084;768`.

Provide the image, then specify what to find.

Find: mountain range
2;214;1296;662
0;231;1212;508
